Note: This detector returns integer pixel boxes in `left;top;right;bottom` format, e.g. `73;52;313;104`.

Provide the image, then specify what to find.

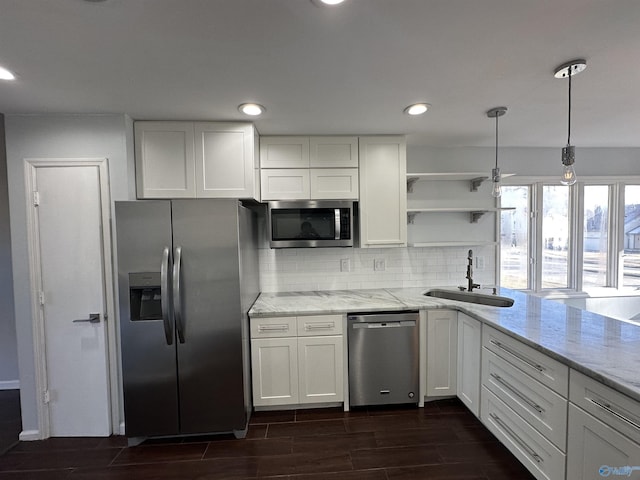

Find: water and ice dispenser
129;272;162;321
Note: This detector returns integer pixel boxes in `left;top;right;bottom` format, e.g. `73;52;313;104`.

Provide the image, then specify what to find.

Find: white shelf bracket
470;211;487;223
407;212;417;224
469;177;488;192
407;177;419;193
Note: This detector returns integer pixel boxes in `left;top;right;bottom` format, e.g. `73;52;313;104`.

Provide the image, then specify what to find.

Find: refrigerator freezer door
171;199;247;434
116;201;180;437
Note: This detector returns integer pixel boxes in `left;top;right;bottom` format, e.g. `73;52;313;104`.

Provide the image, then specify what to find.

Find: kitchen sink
424;289;514;307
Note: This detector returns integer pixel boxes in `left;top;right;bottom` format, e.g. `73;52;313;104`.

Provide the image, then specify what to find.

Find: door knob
73;313;101;324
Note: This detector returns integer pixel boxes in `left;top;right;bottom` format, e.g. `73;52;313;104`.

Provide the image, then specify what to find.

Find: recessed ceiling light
403;103;430;115
0;66;16;81
238;103;266;116
311;0;346;6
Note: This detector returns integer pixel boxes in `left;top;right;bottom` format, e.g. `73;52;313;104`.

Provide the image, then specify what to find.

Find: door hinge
33;191;40;206
529;257;536;265
39;291;45;305
43;390;50;404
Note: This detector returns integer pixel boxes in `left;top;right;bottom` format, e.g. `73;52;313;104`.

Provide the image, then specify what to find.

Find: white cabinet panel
483;349;568;450
297;315;343;337
260;137;310;169
483;325;569;397
250;316;297;339
482;388;566;480
310;137;358;168
358;136;407;247
261;169;310;200
567;403;640;480
426;310;457;397
457;313;481;416
194;122;256;198
251;337;299;406
298;336;344;404
135;122;196;198
310;168;358;200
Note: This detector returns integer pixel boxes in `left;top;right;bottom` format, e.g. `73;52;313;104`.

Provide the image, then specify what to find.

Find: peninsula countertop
249;287;640;403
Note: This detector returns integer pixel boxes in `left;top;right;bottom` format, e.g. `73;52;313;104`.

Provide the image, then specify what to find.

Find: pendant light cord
567;67;572;146
495;113;499;169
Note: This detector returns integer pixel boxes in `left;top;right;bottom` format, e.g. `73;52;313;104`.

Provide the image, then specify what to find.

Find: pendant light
487;106;507;198
554;59;587;186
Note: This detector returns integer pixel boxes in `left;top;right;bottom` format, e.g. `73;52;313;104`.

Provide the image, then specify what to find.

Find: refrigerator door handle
160;247;174;345
173;246;186;343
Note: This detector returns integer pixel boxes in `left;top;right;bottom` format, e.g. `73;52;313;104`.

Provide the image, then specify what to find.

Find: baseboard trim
119;422;125;436
0;380;20;390
19;430;41;441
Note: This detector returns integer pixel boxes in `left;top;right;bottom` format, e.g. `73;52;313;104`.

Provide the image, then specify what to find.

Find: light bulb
561;164;577;185
491;167;502;197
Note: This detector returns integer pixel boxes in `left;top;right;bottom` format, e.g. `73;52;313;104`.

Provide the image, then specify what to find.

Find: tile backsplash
259;246;496;292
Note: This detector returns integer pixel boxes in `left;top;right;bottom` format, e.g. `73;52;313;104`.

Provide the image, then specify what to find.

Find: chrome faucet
466;249;481;292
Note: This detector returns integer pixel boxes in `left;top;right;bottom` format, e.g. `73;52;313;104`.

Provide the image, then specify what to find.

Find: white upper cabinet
194;122;257;198
135;122;196;198
135;121;258;199
358;136;407;248
260;136;359;201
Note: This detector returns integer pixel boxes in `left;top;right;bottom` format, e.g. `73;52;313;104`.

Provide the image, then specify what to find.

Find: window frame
500;176;640;296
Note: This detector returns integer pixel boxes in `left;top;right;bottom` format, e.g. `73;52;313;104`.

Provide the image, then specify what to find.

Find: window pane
542;185;569;289
500;186;529;289
583;186;609;287
623;185;640;286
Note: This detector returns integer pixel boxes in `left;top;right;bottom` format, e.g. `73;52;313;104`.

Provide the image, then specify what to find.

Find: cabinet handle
489;413;544;464
490;373;545;414
490;340;546;373
304;322;335;330
587;397;640;431
258;324;289;332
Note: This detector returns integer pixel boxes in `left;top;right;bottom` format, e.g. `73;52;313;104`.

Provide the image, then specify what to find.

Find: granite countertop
249;287;640;403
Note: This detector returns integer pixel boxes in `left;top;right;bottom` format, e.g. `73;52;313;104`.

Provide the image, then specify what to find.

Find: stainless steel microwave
268;201;355;248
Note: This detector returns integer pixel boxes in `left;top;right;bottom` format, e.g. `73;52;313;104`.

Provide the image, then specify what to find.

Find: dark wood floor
0;390;21;456
0;398;535;479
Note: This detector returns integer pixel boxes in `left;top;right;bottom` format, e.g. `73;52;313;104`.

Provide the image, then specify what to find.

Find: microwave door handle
334;209;341;240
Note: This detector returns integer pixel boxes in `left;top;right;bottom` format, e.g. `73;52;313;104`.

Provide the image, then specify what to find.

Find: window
583;185;609;287
500;186;530;289
499;179;639;293
623;185;640;287
541;185;570;289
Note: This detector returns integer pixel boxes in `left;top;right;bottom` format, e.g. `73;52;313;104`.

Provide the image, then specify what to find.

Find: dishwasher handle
352;320;416;329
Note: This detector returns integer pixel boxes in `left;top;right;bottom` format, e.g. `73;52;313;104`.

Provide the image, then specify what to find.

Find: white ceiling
1;0;639;147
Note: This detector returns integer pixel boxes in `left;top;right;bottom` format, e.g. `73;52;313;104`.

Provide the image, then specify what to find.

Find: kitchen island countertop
249;287;640;403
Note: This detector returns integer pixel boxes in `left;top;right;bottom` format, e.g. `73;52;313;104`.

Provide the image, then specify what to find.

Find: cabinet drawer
250;317;297;338
297;315;343;337
483;326;568;397
482;387;566;480
569;369;640;443
566;403;640;480
483;349;567;451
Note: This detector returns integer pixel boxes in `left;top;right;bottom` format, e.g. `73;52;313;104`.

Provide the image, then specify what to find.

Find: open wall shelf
406;172;515;193
406;207;515;224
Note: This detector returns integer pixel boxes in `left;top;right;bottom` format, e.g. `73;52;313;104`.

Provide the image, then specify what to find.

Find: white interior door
33;163;111;437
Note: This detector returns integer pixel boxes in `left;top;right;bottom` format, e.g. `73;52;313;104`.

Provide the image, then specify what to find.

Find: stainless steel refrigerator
115;199;259;440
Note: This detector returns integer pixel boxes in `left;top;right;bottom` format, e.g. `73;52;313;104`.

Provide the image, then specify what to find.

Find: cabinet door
298;336;343;404
426;310;457;397
194;123;256;199
358;136;407;247
457;313;481;416
310;136;358;168
260;137;310;168
261;169;310;200
310;168;359;200
135;122;196;198
567;403;640;480
251;338;298;407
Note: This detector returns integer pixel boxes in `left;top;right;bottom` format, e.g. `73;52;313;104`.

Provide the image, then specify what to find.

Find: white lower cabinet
250;315;344;407
482;388;566;480
566;370;640;480
457;313;481;416
425;310;457;397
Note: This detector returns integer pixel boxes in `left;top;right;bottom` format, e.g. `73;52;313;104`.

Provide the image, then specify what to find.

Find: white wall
5;114;133;437
0;114;19;390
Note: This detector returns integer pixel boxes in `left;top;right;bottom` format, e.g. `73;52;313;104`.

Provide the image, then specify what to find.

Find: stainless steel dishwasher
347;311;420;407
